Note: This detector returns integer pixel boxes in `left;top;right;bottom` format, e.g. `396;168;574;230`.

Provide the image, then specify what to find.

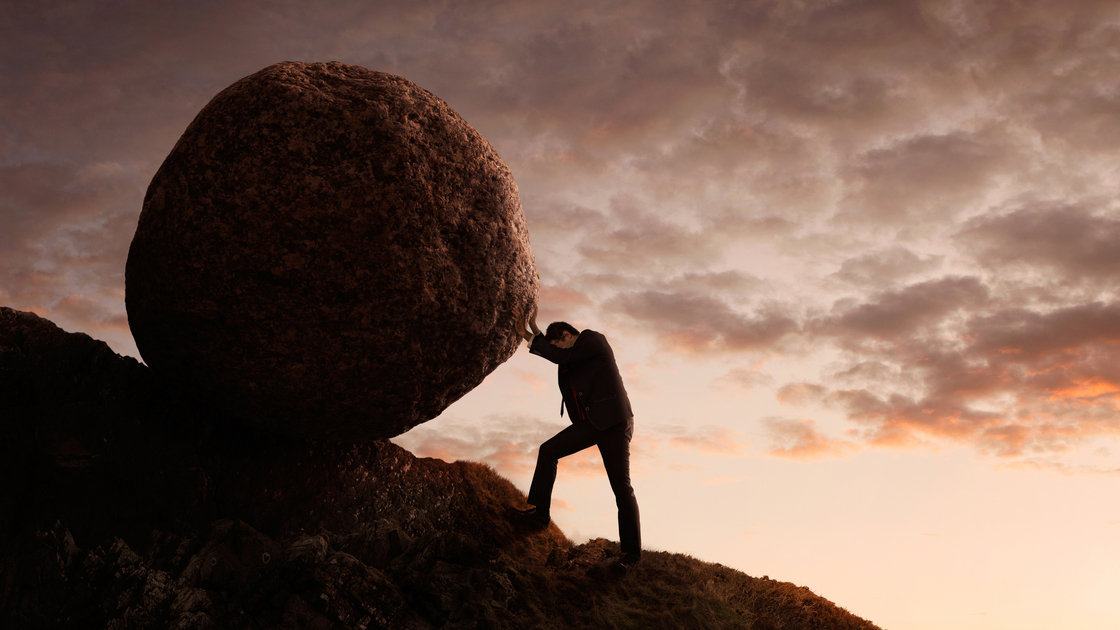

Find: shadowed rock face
0;307;565;630
126;61;538;441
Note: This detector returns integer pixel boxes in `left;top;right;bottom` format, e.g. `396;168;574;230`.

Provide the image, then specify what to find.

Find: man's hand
528;304;541;337
512;304;535;342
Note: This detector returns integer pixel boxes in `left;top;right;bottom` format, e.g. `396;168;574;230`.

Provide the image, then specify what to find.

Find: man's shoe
614;552;641;574
512;506;550;528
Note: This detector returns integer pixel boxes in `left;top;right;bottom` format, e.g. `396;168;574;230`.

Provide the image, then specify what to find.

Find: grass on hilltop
398;451;882;630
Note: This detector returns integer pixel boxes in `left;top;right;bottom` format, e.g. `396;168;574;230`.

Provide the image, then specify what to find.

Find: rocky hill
0;307;881;629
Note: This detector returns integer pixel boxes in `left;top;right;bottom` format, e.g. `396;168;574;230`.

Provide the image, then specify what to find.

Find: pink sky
4;1;1120;628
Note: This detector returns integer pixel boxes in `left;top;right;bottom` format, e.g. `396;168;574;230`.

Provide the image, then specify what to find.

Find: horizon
3;1;1119;628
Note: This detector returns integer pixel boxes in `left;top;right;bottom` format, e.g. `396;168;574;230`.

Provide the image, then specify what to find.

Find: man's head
545;321;580;348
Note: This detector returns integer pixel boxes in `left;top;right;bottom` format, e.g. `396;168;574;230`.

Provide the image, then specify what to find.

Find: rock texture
125;61;537;441
1;308;885;630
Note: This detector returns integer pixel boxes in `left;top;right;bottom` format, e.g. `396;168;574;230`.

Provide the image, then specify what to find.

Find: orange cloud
1049;378;1120;401
763;417;860;461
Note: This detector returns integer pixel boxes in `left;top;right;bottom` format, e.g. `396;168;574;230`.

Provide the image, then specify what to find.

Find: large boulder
125;61;538;440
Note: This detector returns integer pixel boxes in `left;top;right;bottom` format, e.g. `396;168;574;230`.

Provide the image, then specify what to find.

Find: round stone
126;61;537;440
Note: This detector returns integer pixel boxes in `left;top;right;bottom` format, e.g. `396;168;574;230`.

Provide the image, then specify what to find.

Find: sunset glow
4;1;1120;628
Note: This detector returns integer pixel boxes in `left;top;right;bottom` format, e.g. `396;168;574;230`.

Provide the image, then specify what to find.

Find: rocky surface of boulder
125;61;538;441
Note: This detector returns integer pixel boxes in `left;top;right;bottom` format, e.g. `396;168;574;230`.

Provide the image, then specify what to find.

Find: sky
3;1;1120;628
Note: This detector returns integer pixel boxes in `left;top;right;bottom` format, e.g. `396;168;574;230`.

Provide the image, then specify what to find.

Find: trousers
527;415;641;555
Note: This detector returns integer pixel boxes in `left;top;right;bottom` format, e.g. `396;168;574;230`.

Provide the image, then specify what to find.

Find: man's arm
529;330;607;365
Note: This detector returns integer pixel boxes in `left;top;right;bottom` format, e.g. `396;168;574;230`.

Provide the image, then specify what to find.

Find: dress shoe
614;552;641;574
513;506;550;528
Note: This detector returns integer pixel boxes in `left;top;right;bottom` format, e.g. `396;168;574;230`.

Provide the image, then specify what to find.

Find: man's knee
538;440;563;462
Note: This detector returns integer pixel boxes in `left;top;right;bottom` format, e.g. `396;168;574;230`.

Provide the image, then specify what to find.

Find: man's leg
526;422;598;519
598;417;641;557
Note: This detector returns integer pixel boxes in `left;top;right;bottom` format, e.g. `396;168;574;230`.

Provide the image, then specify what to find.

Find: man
512;304;641;571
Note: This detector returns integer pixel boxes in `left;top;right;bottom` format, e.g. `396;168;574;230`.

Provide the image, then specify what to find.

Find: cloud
523;202;611;242
0;161;139;256
539;284;593;309
534;284;594;328
392;415;563;479
565;270;767;310
999;459;1120;476
762;417;860;460
776;382;829;407
801;296;1120;456
656;424;749;457
47;294;129;333
606;290;799;353
715;367;774;393
0;160;143;355
831;247;944;287
968;301;1120;362
658;270;766;297
815;276;989;343
712;0;923;126
836;128;1015;227
576;200;724;274
957;203;1120;284
2;0;286;161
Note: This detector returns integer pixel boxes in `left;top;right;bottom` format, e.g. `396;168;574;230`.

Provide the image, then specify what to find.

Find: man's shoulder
577;329;612;349
578;329;605;341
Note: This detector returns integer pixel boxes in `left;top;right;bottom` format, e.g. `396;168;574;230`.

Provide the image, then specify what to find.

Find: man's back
530;329;632;430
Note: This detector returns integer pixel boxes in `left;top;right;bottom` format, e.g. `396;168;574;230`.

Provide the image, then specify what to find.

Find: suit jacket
529;329;633;431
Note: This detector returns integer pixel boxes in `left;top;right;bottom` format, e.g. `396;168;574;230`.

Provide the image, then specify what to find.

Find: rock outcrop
0;307;558;551
0;306;566;628
0;308;884;629
125;61;538;441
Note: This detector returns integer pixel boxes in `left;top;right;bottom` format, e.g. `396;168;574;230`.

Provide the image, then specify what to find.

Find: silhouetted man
512;305;641;572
